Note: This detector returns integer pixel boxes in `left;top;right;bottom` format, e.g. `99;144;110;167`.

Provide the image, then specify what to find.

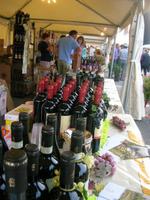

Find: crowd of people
110;43;128;81
38;30;87;83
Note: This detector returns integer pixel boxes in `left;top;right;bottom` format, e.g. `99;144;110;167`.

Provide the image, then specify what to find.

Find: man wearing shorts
56;30;81;84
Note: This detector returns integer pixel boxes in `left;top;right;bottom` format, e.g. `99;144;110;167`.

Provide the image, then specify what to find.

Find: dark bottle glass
4;149;28;200
11;121;23;150
49;151;83;200
87;90;103;153
76;74;82;92
0;112;9;154
56;78;63;99
95;65;104;87
57;87;71;140
42;85;56;125
52;82;59;106
71;130;89;185
79;65;83;80
71;89;87;128
19;112;30;147
39;126;59;192
75;118;87;154
25;144;49;200
66;84;74;107
0;140;6;199
43;77;49;97
47;114;60;161
83;65;90;81
33;81;45;123
71;79;78;99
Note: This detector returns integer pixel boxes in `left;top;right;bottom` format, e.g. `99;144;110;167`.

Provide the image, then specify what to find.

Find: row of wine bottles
14;48;24;60
33;65;108;154
0;110;89;199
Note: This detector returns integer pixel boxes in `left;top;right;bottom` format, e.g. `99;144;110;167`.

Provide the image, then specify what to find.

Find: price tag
100;119;109;150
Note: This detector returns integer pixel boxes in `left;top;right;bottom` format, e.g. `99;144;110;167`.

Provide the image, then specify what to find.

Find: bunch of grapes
88;180;96;190
112;116;126;131
93;153;116;177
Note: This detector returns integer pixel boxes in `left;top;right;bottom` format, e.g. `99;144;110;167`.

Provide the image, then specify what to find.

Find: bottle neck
60;161;75;190
7;192;26;200
41;145;53;155
11;140;23;149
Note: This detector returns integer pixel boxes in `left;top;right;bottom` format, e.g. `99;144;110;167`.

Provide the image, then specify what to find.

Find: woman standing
38;32;53;78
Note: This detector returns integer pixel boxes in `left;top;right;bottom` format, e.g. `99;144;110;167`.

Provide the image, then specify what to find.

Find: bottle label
46;177;56;192
60;115;71;135
94;120;103;139
74;152;82;161
11;141;23;149
41;146;53;154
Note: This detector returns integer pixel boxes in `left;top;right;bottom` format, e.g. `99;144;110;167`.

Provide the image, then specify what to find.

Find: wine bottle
94;65;104;87
49;151;83;200
56;78;63;99
71;130;89;185
43;77;49;97
39;126;59;192
25;144;49;199
87;90;103;153
52;82;59;106
33;81;45;123
4;149;27;200
0;112;9;154
41;85;56;125
71;89;88;128
0;140;6;199
75;118;87;154
57;87;71;144
47;114;60;161
11;121;23;150
19;112;30;147
66;84;74;107
83;65;89;81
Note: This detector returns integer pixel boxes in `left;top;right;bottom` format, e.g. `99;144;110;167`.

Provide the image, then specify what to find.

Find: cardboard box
4;104;33;130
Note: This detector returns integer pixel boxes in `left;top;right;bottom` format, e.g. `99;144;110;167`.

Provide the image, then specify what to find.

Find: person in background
141;49;150;76
77;36;85;54
38;32;53;78
55;30;81;84
81;43;87;59
118;43;128;81
114;43;120;64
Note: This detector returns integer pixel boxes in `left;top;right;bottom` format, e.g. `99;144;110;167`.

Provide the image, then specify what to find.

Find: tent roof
0;0;139;37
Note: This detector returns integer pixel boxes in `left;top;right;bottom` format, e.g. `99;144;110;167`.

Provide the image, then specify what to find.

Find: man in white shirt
118;43;128;81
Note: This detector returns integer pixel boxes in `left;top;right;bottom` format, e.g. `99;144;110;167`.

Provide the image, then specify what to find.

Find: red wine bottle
44;77;49;97
47;114;60;161
11;121;23;150
57;87;71;144
39;126;59;192
4;149;27;200
75;118;87;154
42;85;56;125
83;65;89;81
25;144;49;199
0;112;8;154
0;140;6;199
19;112;30;147
95;65;104;87
87;90;103;153
71;130;89;185
66;84;74;107
56;78;63;99
49;151;83;200
52;82;60;105
33;81;46;123
71;89;87;128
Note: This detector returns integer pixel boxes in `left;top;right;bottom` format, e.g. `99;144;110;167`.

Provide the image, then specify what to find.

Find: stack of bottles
0;111;90;199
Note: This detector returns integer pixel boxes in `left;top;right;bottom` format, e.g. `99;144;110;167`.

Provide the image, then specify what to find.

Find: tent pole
109;28;119;78
124;5;141;112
